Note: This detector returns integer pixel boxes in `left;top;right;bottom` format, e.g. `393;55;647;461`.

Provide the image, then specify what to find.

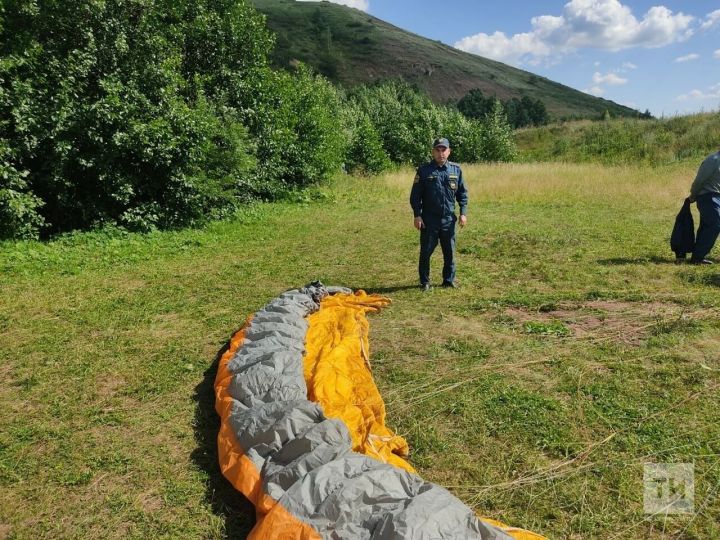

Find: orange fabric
215;294;546;540
481;519;549;540
214;319;319;539
248;500;321;540
303;291;414;473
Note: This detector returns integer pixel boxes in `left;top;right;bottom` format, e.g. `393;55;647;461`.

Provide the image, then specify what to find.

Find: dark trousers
693;193;720;261
419;217;456;285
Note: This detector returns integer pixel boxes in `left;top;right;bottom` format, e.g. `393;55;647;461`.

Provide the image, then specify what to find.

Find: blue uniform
410;160;468;285
690;151;720;262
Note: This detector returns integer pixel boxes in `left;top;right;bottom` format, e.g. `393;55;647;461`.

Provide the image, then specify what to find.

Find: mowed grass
2;162;720;539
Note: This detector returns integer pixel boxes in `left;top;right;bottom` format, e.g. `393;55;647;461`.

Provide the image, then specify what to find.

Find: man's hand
414;216;424;230
459;214;467;227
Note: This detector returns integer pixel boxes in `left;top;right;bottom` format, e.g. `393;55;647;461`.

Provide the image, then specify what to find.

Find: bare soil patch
505;300;709;345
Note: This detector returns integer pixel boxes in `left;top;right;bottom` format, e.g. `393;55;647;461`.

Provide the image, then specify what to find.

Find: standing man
688;148;720;264
410;138;468;291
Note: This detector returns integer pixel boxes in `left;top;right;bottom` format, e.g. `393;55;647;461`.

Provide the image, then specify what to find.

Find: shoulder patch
413;173;420;184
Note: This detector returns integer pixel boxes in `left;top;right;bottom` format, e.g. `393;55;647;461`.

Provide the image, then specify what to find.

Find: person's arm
456;168;468;227
410;169;424;229
689;156;714;201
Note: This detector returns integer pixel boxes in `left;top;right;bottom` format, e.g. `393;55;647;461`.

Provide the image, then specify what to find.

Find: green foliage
350;80;440;165
344;108;391;175
349;80;506;166
0;0;272;238
0;0;350;239
478;100;517;162
0;140;45;239
516;112;720;166
458;88;549;129
457;89;494;120
523;320;570;336
245;65;347;198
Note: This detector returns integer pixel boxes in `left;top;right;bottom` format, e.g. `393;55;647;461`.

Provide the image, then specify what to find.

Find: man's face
432;145;450;165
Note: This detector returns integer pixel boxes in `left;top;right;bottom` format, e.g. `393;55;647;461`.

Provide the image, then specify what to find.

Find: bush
0;140;45;240
479;100;516;162
440;109;484;163
0;0;272;238
344;108;391;175
350;80;441;165
243;65;347;198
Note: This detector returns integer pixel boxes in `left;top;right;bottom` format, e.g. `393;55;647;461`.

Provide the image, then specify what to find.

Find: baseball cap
433;138;450;148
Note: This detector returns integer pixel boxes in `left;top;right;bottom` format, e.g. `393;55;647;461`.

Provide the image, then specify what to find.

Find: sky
300;0;720;117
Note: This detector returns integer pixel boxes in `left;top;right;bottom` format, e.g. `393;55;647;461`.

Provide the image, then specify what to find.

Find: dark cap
433;137;450;149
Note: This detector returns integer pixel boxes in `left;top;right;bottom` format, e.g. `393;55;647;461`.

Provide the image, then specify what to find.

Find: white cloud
622;62;637;69
593;71;628;85
454;31;549;65
676;83;720;101
296;0;369;11
583;86;605;96
700;9;720;31
715;49;720;59
675;53;699;63
454;0;693;64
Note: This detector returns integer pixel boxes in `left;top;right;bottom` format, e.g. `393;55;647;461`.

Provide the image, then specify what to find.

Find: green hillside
251;0;641;120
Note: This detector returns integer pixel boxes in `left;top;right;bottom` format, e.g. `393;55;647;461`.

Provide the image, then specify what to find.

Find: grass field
2;162;719;539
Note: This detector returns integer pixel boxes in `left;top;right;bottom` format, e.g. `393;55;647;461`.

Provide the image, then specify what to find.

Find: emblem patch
449;180;458;190
413;173;420;184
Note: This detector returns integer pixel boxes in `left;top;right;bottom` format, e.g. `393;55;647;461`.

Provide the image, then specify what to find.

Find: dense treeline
0;0;515;240
458;89;549;129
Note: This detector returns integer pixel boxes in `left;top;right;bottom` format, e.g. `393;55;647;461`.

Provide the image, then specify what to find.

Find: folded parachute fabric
215;283;546;540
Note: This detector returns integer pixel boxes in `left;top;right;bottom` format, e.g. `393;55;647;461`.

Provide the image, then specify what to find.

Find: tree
344;109;391;175
479;99;516;162
457;88;494;120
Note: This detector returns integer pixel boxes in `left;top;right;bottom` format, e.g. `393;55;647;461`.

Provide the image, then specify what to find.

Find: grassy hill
515;111;720;165
251;0;640;120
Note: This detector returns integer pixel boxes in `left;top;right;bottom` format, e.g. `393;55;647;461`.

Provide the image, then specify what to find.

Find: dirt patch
505;300;704;346
137;491;163;513
0;524;11;540
96;375;127;398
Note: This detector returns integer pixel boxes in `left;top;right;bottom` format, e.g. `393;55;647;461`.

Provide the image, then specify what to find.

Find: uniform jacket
670;198;695;258
410;160;468;221
690;151;720;198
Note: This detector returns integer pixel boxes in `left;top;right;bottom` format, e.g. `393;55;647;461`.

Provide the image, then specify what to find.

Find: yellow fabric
303;291;414;472
303;291;547;540
214;291;546;540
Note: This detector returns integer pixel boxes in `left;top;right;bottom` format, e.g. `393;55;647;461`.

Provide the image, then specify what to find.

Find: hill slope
251;0;640;119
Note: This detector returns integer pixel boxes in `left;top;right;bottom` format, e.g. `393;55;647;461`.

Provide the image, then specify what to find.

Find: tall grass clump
516;112;720;166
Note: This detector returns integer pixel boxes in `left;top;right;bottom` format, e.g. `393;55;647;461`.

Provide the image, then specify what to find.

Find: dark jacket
410;160;468;222
671;198;695;258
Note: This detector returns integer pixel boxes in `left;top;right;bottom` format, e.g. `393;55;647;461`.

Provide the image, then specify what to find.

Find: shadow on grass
597;256;680;265
683;272;720;287
191;341;255;538
355;284;419;294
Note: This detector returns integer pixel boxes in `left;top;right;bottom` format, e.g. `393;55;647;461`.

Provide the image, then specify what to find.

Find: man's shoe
441;281;456;288
690;258;714;265
420;283;432;292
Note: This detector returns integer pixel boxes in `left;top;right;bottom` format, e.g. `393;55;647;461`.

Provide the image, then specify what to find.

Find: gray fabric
221;283;514;539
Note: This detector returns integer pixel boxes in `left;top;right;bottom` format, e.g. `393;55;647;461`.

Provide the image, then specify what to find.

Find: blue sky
301;0;720;117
